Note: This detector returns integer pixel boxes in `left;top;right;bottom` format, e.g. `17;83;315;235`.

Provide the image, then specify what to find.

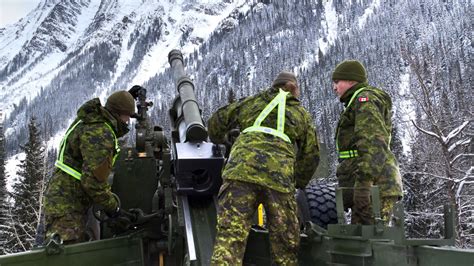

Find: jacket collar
265;86;300;105
340;82;368;106
77;98;129;138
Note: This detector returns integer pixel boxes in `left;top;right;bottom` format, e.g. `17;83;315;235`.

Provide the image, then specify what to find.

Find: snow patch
358;0;381;29
396;68;416;155
318;0;338;57
0;50;69;117
132;0;247;85
5;153;25;192
0;1;56;66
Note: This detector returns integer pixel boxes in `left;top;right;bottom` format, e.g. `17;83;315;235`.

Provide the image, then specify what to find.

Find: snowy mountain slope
0;0;59;67
0;0;251;150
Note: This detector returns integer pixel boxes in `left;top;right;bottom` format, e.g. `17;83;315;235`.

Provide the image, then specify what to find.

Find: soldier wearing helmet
208;71;320;265
332;60;403;225
43;90;135;244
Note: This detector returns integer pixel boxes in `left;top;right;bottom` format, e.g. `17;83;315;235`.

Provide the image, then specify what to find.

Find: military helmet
105;91;135;116
332;60;367;83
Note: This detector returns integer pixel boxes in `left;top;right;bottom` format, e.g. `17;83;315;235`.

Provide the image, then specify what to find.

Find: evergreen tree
8;117;45;252
0;114;14;254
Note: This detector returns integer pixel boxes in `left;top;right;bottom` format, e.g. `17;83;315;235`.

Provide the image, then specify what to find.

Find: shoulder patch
358;96;369;102
93;156;113;183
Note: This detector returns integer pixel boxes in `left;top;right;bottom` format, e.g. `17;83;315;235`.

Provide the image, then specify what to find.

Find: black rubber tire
296;189;311;230
297;181;338;229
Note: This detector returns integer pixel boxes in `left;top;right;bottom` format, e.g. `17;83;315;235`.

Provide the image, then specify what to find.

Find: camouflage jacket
44;99;128;217
208;87;320;193
336;83;403;197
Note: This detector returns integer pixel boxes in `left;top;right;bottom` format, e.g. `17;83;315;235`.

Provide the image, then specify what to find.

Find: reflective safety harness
336;87;367;159
55;120;120;180
242;89;291;143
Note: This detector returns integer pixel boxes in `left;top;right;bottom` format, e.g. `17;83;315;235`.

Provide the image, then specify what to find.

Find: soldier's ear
284;82;299;97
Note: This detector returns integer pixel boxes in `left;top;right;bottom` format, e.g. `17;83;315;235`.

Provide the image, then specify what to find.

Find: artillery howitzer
0;50;473;266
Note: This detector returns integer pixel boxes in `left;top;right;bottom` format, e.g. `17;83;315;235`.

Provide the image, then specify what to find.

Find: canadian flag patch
358;96;369;102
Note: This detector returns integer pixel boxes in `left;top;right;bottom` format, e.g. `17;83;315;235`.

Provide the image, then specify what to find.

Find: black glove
127;208;160;225
107;210;134;233
128;85;144;99
127;208;147;224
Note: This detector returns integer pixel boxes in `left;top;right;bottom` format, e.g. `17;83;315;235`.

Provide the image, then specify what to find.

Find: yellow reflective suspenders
55;120;120;180
242;89;291;143
104;123;121;164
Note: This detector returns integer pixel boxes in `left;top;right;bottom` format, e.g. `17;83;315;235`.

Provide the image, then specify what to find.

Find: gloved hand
106;208;155;233
92;193;122;222
127;208;147;224
126;208;160;226
107;210;134;233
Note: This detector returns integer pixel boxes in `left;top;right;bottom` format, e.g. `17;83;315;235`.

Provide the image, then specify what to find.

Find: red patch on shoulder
358;96;369;102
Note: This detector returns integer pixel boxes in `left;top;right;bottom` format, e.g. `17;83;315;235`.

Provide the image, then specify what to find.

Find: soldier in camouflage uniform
208;71;320;265
44;90;135;244
332;60;403;225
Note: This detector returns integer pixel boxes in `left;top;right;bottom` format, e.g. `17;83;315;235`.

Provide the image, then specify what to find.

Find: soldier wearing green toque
44;90;135;244
332;60;403;225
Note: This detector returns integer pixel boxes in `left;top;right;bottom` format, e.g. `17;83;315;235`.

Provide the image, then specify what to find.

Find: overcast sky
0;0;40;27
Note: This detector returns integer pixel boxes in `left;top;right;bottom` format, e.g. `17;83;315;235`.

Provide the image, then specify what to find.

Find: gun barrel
168;49;207;142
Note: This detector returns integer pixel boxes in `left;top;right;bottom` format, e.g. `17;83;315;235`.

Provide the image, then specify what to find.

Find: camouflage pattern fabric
208;86;320;193
380;196;400;223
44;98;128;242
352;186;400;224
211;180;299;266
45;213;89;244
208;86;319;265
351;186;373;225
336;82;403;224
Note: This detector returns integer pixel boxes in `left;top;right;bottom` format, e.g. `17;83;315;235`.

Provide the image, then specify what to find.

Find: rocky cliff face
0;0;251;151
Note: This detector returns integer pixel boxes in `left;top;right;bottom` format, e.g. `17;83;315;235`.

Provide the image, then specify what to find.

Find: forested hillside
0;0;472;251
145;0;473;246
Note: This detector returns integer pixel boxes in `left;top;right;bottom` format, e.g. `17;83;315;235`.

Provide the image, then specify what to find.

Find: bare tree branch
8;206;26;252
411;120;441;141
444;120;471;145
450;153;474;166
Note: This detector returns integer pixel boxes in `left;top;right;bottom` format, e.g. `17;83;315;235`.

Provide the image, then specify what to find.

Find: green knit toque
332;60;367;83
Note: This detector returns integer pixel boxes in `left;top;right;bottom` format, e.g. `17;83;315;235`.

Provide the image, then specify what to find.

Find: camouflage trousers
338;171;401;225
45;211;95;245
211;180;300;266
351;181;400;225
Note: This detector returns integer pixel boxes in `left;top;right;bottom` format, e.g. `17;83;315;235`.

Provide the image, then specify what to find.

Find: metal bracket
45;233;64;255
370;186;384;234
